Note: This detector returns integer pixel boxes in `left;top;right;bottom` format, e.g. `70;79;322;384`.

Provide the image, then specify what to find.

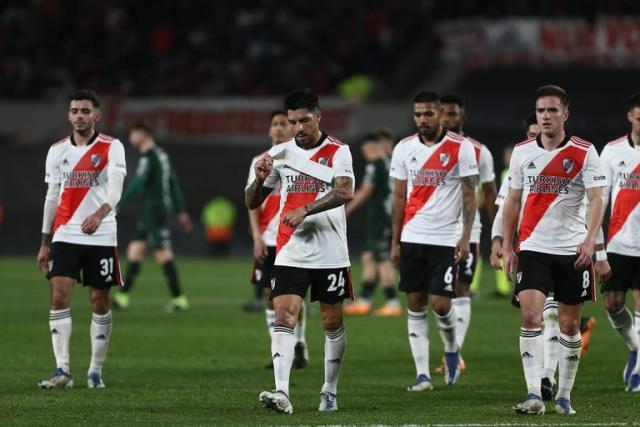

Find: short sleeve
362;162;376;183
495;179;509;207
44;145;61;184
332;145;354;182
390;143;407;180
582;145;606;189
108;140;127;177
598;145;613;188
245;157;258;190
507;148;523;190
478;145;496;183
458;139;479;178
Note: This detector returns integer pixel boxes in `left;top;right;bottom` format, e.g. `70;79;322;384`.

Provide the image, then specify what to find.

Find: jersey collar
536;132;571;150
295;131;327;150
70;130;99;147
628;134;636;148
418;129;447;146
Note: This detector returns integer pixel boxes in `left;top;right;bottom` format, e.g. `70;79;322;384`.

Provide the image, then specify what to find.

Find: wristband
595;250;607;262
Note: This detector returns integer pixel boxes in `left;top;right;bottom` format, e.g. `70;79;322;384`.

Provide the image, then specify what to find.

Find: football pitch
1;256;638;426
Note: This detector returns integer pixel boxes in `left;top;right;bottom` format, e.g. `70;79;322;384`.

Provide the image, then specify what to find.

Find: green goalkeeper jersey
119;146;186;218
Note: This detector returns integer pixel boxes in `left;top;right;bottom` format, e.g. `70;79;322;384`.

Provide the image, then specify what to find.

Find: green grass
0;256;638;426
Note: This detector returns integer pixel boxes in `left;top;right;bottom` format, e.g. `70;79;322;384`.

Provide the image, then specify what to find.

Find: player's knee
558;317;580;335
521;310;542;329
604;296;624;314
127;242;145;262
90;291;110;314
274;308;297;328
154;249;173;264
50;291;71;310
322;310;343;331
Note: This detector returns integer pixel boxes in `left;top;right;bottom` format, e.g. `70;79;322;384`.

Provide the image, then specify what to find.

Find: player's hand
391;242;401;269
502;247;518;282
254;154;273;182
282;206;307;228
37;245;50;273
177;212;192;233
81;213;103;235
574;237;595;269
454;237;470;263
253;236;268;262
594;260;611;284
490;237;503;270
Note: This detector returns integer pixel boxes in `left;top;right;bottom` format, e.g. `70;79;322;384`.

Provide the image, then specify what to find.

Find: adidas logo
105;275;113;282
581;290;587;297
62;158;69;165
566;355;580;362
619;160;627;167
96;334;106;340
51;328;59;335
272;352;283;359
521;351;533;359
328;358;341;364
409;332;419;338
410;156;418;163
339;288;345;296
444;284;453;292
527;161;536;169
548;336;559;343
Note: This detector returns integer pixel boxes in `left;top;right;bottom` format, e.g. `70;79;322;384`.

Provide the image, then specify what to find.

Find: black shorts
513;250;594;305
46;242;123;289
456;243;479;285
133;216;171;250
602;252;640;293
251;246;276;288
270;265;353;304
398;243;456;298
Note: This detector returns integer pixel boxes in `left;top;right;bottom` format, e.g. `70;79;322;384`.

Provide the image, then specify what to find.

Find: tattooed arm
245;154;274;210
390;178;407;268
456;175;478;263
281;176;354;227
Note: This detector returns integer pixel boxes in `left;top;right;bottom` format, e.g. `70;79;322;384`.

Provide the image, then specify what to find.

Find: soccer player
599;93;640;392
246;89;354;414
111;123;192;312
390;91;478;391
36;90;127;389
436;94;497;373
344;132;400;317
503;85;606;415
246;110;308;369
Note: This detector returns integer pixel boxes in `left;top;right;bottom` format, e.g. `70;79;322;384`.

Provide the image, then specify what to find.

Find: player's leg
555;303;582;414
373;260;402;317
111;240;146;310
293;300;309;369
318;301;345;411
449;243;478;373
634;289;640;339
154;245;189;312
542;296;560;400
344;251;376;315
39;242;79;389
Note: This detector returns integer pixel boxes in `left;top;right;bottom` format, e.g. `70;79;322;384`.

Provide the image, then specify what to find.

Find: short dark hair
413;91;439;104
130;121;154;136
284;89;319;112
270;110;287;120
535;85;569;107
359;133;379;147
440;93;464;108
69;89;100;109
376;127;395;141
523;113;537;132
629;93;640;111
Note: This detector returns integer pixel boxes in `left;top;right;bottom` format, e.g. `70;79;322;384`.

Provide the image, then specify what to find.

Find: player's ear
563;108;570;123
315;110;322;125
628;110;633;125
94;110;102;123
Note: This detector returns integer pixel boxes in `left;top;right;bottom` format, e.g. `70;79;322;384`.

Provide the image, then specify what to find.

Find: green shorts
134;213;171;249
365;224;391;262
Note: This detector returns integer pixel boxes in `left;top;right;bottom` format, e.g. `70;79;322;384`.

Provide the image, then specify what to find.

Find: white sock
322;326;346;395
634;311;640;338
272;325;296;396
265;309;276;340
452;297;471;349
89;311;112;375
607;307;639;351
295;302;307;344
543;299;560;381
520;327;543;397
407;310;429;378
435;307;458;353
49;308;72;374
557;332;582;401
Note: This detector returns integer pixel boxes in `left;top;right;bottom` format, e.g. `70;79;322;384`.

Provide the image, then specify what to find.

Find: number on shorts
327;271;345;292
99;257;114;276
444;266;454;285
582;270;590;289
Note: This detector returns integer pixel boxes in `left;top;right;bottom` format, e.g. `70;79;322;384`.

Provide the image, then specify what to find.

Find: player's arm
82;141;127;235
502;187;522;281
479;146;498;220
457;175;479;262
281;176;354;227
38;182;61;272
344;181;374;217
481;180;498;220
390;178;407;268
575;186;604;268
245;154;275;209
248;208;268;261
489;203;504;269
169;170;192;233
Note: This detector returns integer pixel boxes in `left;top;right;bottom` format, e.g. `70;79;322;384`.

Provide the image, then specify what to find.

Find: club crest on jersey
562;158;575;174
91;154;102;168
440;153;450;167
317;157;328;166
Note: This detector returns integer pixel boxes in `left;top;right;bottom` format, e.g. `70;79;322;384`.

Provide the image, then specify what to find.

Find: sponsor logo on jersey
410;156;418;163
62;158;69;165
440;153;450;166
62;170;100;188
527;161;536;169
618;172;640;190
526;175;571;194
90;154;102;168
284;174;327;193
409;169;447;186
562;158;575;174
593;175;606;181
619;160;627;167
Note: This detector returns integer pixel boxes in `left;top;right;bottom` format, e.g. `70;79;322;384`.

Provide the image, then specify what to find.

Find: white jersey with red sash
508;135;605;255
600;134;640;256
262;133;354;269
246;152;281;247
390;131;478;247
45;132;127;246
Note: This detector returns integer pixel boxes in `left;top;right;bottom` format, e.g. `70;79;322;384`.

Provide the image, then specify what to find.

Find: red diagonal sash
608;162;640;243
